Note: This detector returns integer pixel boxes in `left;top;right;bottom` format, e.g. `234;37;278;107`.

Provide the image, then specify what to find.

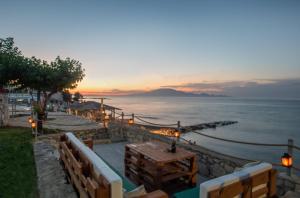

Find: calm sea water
88;96;300;169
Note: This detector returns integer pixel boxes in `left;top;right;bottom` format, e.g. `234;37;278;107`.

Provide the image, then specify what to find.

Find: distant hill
130;88;227;97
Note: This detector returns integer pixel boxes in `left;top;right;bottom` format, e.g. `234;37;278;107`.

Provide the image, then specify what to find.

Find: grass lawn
0;127;38;198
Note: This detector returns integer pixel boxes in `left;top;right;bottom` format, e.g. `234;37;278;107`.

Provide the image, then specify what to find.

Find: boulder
210;163;226;177
199;163;210;177
281;191;300;198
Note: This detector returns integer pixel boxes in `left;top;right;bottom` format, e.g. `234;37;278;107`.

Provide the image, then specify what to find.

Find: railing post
121;112;124;133
287;139;293;176
132;113;134;124
177;121;181;131
177;121;181;141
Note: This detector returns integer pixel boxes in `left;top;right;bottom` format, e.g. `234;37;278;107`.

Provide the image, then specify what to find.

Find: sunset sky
1;0;300;97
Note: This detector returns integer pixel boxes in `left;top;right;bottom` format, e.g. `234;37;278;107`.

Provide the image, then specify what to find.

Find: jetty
180;121;238;133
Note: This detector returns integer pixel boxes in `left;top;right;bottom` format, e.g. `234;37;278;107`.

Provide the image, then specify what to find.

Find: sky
1;0;300;97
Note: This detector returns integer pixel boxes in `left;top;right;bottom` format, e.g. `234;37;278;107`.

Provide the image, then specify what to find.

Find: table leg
155;164;163;189
137;153;144;185
124;146;130;177
189;156;197;186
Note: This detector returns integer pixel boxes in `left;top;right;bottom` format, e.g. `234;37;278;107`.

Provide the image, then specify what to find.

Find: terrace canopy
69;101;121;111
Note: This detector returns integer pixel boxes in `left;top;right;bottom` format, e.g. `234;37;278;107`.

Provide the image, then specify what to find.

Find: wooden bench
59;132;168;198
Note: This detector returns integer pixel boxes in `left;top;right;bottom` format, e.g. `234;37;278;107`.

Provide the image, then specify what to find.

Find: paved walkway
34;141;77;198
9;112;103;131
94;142;127;176
93;142;209;184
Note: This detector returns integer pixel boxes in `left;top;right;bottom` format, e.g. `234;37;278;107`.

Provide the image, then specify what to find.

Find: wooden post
100;98;104;110
132;113;134;124
34;113;38;141
121;112;124;134
287;139;293;176
176;121;181;142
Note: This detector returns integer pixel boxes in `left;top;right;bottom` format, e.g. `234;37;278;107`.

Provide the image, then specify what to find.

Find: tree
38;56;85;114
1;37;85;131
73;91;83;102
0;38;26;88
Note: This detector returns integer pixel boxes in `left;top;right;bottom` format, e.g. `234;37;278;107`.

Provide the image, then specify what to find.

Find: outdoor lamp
128;118;134;125
28;117;33;123
31;121;36;129
281;153;292;167
104;114;110;121
174;131;180;138
101;109;105;114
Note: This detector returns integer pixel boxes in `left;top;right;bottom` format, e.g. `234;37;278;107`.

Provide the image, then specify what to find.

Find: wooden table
125;141;198;191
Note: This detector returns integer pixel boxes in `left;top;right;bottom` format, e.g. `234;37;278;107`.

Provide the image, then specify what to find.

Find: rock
208;158;214;164
224;164;234;173
281;191;300;198
199;163;210;177
210;163;226;177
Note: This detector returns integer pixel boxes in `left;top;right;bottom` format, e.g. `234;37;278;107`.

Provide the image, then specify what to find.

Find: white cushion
65;132;123;198
236;162;272;178
200;162;272;198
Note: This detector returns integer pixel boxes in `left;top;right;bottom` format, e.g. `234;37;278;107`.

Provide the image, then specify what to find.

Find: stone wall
277;172;300;196
0;94;9;127
74;128;110;140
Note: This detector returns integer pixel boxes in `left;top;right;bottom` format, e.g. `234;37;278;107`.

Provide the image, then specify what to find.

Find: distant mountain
130;88;227;97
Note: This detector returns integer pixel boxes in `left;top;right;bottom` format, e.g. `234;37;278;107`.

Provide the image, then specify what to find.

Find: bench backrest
200;162;277;198
59;132;123;198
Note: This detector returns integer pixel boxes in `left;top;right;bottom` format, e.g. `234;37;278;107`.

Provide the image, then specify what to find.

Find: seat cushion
174;187;200;198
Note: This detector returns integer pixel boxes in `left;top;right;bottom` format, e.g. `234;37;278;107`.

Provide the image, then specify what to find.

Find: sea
87;96;300;170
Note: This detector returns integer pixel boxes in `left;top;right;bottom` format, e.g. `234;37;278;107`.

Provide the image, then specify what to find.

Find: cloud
79;78;300;98
161;81;253;93
161;78;300;98
80;89;144;96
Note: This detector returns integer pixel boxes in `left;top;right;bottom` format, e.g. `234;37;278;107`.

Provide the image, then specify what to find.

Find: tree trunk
37;90;41;102
36;91;55;133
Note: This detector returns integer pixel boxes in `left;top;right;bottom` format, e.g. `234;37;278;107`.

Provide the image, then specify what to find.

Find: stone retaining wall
0;94;9;127
277;172;300;196
74;128;109;140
